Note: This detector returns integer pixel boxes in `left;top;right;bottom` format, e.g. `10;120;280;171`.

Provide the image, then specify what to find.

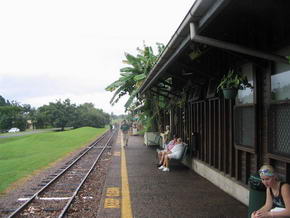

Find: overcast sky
0;0;194;115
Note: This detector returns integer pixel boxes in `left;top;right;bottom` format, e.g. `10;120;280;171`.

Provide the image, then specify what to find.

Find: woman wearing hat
251;164;290;217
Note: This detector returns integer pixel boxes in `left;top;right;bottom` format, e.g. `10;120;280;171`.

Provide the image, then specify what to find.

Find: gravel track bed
66;149;112;217
19;149;112;218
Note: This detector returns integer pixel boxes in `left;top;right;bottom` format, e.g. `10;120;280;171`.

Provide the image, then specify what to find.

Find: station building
139;0;290;205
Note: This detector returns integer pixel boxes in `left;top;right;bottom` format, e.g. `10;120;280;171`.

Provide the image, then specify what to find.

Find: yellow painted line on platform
104;198;120;208
121;137;133;218
106;187;120;197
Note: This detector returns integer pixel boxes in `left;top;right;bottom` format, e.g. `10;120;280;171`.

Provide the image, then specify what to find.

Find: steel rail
58;129;116;217
8;130;112;218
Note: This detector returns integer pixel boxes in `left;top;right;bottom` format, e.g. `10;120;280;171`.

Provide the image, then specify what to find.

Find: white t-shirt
169;143;184;159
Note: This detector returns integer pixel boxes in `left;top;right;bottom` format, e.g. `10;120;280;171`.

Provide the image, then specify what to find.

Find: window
269;103;290;156
268;47;290;158
236;63;254;105
189;86;201;101
234;106;255;148
234;63;255;149
271;62;290;101
206;79;218;98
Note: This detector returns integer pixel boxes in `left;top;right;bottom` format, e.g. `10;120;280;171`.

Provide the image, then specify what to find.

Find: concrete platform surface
97;133;248;218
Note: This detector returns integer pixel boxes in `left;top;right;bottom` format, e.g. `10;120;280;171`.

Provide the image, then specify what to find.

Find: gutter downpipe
189;22;289;64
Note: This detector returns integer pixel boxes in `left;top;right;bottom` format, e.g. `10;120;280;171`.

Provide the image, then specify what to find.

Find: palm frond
109;86;125;104
105;79;125;91
120;71;133;76
124;89;139;109
133;73;146;81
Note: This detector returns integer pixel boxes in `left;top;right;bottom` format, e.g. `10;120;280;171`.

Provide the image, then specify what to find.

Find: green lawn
0;127;107;193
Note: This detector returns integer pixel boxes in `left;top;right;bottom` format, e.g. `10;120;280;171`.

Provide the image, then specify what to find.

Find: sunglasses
259;169;274;176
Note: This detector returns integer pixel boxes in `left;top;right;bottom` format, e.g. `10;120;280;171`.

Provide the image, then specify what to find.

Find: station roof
139;0;290;95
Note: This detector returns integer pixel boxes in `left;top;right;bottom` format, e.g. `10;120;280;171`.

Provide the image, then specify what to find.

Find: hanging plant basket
222;88;238;99
217;69;253;100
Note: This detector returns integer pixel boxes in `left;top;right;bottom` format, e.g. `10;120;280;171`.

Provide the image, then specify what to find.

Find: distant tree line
0;96;30;131
0;96;111;132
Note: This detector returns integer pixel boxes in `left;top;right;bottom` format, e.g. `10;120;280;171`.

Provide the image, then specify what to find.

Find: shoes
158;165;165;170
156;163;162;168
162;167;170;172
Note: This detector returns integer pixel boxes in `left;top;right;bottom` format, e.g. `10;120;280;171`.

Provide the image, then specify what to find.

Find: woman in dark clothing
251;165;290;218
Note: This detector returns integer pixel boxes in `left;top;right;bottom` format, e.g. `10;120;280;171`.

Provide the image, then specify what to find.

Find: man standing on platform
120;120;130;147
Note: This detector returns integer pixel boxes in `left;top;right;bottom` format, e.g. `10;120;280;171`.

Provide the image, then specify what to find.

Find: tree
34;105;52;129
0;96;28;131
38;99;76;131
0;95;111;132
70;103;110;128
0;95;8;106
36;101;111;130
105;42;164;111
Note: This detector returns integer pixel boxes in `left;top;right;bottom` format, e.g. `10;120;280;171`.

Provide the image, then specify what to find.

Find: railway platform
97;132;248;218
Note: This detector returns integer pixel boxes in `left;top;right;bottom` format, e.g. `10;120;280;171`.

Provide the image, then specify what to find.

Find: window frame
234;104;257;153
268;101;290;159
233;63;257;153
270;60;290;103
268;59;290;161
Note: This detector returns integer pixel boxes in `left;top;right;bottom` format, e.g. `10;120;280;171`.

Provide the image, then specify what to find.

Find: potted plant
217;69;253;99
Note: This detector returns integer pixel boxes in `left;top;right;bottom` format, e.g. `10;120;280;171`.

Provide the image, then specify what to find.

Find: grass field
0;127;107;193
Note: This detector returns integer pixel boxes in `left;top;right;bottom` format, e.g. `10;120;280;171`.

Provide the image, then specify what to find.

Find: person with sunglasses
251;164;290;218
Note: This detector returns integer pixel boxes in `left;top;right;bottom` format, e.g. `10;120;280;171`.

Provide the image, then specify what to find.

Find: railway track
3;129;116;218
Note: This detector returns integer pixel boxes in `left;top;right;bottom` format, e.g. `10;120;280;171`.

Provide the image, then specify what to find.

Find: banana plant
105;42;164;110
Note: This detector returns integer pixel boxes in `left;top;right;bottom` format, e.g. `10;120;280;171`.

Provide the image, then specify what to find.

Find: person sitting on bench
157;136;177;167
158;138;184;172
